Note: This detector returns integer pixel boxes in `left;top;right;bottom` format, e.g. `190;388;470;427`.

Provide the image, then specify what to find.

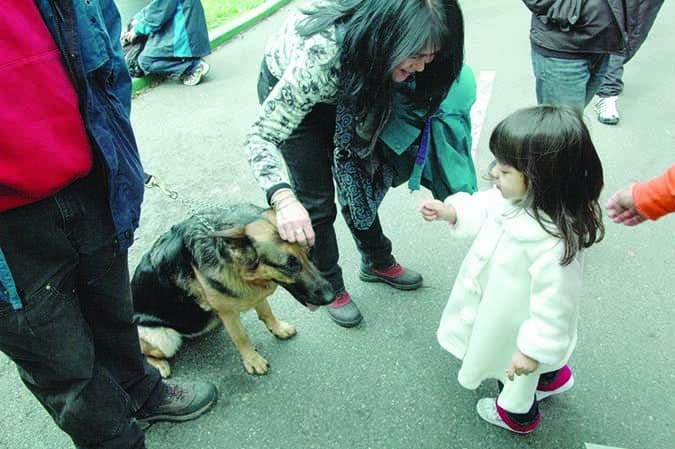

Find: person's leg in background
595;0;665;125
584;54;611;106
137;53;210;86
531;50;609;111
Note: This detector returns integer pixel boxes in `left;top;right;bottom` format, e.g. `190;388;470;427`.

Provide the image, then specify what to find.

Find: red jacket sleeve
634;164;675;220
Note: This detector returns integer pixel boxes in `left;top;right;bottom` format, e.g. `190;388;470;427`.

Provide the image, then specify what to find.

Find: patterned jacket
246;10;340;196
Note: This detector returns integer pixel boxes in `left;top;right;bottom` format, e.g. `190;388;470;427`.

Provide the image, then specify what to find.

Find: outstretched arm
606;164;675;225
420;199;457;223
605;183;646;226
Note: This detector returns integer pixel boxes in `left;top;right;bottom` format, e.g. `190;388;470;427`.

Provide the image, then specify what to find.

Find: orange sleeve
633;164;675;220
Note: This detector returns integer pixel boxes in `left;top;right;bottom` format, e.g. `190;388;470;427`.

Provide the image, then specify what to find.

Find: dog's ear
210;228;247;240
210;228;259;270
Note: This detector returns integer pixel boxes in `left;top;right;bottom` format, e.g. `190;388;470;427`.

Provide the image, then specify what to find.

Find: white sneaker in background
181;60;210;86
595;95;620;125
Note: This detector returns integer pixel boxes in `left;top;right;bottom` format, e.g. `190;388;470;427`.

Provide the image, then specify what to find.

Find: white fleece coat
437;189;582;412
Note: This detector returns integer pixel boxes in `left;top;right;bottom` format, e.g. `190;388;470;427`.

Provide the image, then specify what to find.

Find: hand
505;350;539;381
122;28;137;44
606;183;646;226
272;192;315;246
420;199;457;223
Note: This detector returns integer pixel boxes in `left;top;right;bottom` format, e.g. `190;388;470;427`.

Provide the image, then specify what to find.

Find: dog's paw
242;350;270;375
148;357;172;378
269;320;297;340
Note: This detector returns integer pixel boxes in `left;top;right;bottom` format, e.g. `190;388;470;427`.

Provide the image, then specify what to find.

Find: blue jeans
138;52;199;77
0;174;162;449
531;50;610;110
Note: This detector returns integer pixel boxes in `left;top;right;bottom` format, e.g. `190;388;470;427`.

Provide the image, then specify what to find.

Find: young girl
420;105;604;434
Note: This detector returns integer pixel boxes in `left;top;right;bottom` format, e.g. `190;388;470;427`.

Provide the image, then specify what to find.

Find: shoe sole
536;374;574;401
136;394;217;428
359;271;423;290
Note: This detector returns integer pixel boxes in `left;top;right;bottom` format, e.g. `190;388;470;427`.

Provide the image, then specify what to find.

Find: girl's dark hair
297;0;464;118
489;105;605;265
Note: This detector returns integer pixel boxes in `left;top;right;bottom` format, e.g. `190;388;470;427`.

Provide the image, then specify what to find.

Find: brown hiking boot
135;381;217;427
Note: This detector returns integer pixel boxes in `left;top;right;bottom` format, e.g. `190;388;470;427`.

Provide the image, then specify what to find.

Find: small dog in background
131;204;334;377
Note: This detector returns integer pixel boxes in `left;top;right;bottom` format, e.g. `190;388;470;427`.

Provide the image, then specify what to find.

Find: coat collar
498;198;557;243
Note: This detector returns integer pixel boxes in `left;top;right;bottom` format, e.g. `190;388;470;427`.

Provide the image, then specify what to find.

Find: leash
143;172;216;231
144;172;178;200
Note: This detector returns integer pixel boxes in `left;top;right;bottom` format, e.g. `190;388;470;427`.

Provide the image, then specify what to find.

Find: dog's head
185;205;335;309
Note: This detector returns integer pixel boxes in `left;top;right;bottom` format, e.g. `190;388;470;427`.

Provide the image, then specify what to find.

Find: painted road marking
470;70;496;159
585;444;629;449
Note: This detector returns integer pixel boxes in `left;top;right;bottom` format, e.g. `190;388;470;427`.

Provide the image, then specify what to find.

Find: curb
131;0;293;95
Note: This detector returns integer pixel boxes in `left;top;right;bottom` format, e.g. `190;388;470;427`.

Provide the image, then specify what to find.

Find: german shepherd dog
131;204;334;377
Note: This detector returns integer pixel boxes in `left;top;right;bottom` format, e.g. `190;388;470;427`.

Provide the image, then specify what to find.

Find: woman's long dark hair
489;105;605;266
297;0;464;118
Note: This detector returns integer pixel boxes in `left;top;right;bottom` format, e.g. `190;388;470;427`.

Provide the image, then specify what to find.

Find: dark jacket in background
622;0;664;61
134;0;211;59
522;0;639;56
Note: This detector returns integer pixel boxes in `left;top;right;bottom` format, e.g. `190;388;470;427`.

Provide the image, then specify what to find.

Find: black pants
0;175;162;449
257;61;395;293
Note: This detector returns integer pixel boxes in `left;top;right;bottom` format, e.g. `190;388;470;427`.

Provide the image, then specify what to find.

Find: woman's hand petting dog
271;189;315;246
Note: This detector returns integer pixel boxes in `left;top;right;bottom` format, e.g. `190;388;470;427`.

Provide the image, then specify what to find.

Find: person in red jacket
1;2;217;449
606;164;675;225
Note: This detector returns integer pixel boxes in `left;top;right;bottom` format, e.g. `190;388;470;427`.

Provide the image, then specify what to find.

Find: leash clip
145;174;178;200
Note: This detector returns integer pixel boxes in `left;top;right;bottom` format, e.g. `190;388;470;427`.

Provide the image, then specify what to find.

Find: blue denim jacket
0;0;145;309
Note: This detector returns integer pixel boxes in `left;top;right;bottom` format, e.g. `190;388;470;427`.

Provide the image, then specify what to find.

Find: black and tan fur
131;204;334;377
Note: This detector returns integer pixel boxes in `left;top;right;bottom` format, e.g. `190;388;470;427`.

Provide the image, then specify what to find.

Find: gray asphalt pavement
1;1;674;449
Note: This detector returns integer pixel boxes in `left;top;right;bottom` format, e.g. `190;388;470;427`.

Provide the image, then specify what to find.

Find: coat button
459;306;477;324
462;279;481;294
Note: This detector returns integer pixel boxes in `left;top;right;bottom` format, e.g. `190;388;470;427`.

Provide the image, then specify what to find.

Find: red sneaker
536;365;575;401
326;291;362;328
359;263;423;290
476;398;540;434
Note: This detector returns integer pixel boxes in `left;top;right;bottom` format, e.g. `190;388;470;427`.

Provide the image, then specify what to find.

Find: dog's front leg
254;300;297;339
217;310;270;375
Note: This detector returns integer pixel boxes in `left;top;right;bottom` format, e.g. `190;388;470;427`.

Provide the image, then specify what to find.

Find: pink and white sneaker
476;398;541;434
536;364;575;401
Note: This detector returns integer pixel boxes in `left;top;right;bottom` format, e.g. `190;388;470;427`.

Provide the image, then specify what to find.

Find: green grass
202;0;269;29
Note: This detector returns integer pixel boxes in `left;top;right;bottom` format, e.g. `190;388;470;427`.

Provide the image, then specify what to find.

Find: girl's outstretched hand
420;200;457;224
505;350;539;381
